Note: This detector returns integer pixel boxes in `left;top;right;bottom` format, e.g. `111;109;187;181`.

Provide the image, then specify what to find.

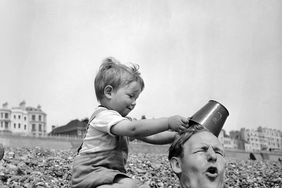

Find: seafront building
218;127;282;152
240;128;282;152
3;101;281;151
0;103;11;132
48;119;88;138
229;130;245;150
241;128;261;152
0;101;47;136
257;127;282;151
218;130;238;150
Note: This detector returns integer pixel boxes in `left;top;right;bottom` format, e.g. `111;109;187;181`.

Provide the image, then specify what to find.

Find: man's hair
94;57;145;102
168;124;208;160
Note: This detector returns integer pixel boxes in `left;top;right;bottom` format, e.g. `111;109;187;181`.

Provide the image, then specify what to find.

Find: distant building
257;128;268;151
240;128;261;152
0;102;11;133
257;127;282;151
51;125;57;130
218;130;225;146
49;119;87;138
238;127;282;152
10;101;29;135
229;130;245;150
0;101;47;136
215;126;282;152
218;130;237;150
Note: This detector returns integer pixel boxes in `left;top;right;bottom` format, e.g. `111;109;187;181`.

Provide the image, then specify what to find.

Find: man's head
169;124;225;188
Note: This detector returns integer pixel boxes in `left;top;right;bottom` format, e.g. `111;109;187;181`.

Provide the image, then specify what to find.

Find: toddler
71;57;189;188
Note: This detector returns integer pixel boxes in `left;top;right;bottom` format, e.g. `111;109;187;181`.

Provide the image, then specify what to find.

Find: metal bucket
189;100;229;137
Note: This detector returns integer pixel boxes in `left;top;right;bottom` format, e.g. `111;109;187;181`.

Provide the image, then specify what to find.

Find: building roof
0;108;11;112
50;119;87;134
25;106;46;115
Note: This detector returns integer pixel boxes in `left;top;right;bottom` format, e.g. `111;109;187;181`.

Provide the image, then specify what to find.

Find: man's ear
170;157;182;174
104;85;113;99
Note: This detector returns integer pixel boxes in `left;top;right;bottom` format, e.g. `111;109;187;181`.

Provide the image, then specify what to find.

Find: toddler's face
110;81;142;117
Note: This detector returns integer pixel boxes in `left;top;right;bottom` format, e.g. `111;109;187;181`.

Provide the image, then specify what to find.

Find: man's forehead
186;131;222;148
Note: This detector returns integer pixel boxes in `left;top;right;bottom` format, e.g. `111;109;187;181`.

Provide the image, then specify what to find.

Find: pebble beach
0;147;281;188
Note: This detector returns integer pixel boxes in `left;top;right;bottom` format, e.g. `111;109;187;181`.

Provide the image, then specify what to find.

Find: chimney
19;100;26;109
2;102;8;108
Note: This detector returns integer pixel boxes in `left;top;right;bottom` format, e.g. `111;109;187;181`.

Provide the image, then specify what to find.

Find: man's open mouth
205;166;218;178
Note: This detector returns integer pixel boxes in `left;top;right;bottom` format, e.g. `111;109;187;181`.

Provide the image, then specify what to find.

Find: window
18;123;21;129
14;115;16;119
24;116;27;121
39;115;41;121
32;115;36;121
39;124;42;131
5;122;8;128
14;123;16;128
24;124;26;130
18;115;21;119
5;113;8;119
32;124;36;131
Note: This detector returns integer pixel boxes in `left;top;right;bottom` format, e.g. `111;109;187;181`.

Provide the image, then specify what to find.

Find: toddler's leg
96;176;137;188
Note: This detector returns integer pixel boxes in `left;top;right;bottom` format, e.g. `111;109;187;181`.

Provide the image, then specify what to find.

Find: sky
0;0;281;134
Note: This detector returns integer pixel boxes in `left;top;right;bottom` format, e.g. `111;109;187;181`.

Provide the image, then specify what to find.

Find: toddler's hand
168;115;189;132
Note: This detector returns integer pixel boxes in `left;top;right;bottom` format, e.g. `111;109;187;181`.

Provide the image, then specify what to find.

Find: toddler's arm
137;131;177;145
111;115;189;138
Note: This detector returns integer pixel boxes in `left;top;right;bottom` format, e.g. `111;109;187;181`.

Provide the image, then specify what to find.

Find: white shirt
79;107;128;154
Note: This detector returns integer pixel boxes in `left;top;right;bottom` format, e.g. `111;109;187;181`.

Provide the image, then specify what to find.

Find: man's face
177;131;225;188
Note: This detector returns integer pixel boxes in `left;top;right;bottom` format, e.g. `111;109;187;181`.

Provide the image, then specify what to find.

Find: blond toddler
71;57;189;188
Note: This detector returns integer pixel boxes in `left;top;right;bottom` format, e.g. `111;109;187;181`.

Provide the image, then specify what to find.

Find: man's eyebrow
197;143;210;147
212;146;224;152
197;143;224;150
191;143;209;150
